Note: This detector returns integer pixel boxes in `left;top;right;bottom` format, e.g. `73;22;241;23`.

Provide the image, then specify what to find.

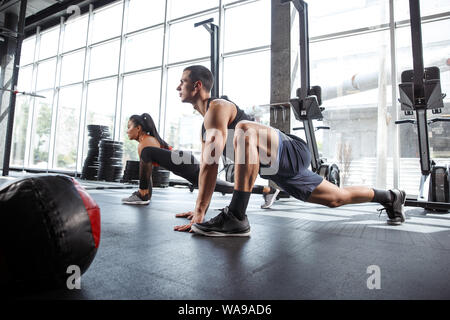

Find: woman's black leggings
139;147;266;198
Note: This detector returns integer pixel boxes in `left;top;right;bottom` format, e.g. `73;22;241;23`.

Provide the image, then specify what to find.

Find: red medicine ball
0;175;101;290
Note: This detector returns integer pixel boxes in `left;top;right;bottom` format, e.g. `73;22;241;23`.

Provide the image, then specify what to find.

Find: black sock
249;184;267;195
228;190;251;220
371;189;393;205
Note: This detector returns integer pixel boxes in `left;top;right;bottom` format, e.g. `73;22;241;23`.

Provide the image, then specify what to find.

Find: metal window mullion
166;55;211;68
223;0;259;10
20;62;34;68
310;23;391;43
32;55;58;64
218;0;224;96
113;0;128;142
168;6;220;25
86;74;119;83
48;17;64;171
76;4;94;174
13;75;31;169
124;22;165;38
122;65;164;77
389;0;399;189
59;81;84;89
305;11;450;44
222;45;270;58
19;31;38;170
395;10;450;27
24;26;41;169
160;0;171;138
89;34;122;48
60;46;86;57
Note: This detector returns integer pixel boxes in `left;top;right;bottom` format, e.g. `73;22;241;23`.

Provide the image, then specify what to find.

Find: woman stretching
121;113;278;206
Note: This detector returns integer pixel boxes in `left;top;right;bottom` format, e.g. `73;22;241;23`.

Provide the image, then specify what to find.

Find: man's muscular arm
174;101;232;232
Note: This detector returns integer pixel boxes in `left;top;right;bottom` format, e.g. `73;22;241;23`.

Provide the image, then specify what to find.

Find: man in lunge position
173;65;406;236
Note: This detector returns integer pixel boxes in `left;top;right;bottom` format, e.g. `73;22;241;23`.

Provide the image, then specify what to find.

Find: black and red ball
0;174;100;290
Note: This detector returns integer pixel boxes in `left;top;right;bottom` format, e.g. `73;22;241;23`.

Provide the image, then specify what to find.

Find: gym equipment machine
395;0;450;212
282;0;341;187
169;18;221;191
194;18;220;98
195;18;237;186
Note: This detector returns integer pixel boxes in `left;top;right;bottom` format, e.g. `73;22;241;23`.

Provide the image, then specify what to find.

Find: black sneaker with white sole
378;189;406;225
191;206;251;237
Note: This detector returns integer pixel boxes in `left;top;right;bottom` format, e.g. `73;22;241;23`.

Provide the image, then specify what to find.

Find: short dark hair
184;65;214;92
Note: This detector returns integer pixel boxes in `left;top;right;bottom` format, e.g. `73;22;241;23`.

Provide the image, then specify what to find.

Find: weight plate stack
122;160;140;183
81;125;111;180
97;139;124;182
152;166;170;188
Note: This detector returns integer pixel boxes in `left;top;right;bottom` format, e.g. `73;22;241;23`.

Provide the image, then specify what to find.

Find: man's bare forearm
195;162;219;215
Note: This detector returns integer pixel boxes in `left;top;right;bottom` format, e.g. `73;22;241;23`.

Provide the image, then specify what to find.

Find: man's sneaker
378;189;406;225
261;188;280;209
191;206;250;237
121;191;150;205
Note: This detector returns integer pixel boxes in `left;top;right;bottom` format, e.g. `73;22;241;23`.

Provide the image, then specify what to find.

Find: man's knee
326;189;350;208
235;120;254;132
234;121;257;147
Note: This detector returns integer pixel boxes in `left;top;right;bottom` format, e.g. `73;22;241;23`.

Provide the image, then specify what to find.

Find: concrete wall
270;0;291;133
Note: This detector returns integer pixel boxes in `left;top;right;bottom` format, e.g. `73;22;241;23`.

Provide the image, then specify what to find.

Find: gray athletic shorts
259;129;323;201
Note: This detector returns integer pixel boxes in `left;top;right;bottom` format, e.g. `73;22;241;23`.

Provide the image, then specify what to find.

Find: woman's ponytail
132;113;170;150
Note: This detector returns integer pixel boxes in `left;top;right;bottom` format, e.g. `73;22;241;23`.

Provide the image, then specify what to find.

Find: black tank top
201;97;254;160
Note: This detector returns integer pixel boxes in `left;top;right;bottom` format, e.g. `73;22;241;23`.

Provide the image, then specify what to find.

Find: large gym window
35;59;57;91
38;27;59;61
222;50;271;123
60;50;85;86
11;66;33;168
10;94;30;168
308;0;389;38
123;28;164;73
88;40;121;80
126;0;166;33
309;29;393;188
62;15;88;53
121;70;163;162
90;2;123;44
164;63;208;154
53;85;83;171
223;0;271;53
169;0;218;21
167;13;219;64
395;17;450;195
28;90;54;169
19;36;36;66
11;0;449;195
395;0;450;21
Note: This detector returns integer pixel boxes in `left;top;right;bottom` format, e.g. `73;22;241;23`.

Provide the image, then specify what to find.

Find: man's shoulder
204;103;234;130
209;98;234;108
205;99;233;117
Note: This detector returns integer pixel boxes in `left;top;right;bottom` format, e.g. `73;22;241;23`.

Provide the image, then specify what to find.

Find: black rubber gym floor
4;178;450;300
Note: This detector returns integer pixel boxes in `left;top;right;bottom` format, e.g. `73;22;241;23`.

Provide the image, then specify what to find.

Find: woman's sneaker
191;207;250;237
121;191;150;205
378;189;406;225
261;188;280;209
